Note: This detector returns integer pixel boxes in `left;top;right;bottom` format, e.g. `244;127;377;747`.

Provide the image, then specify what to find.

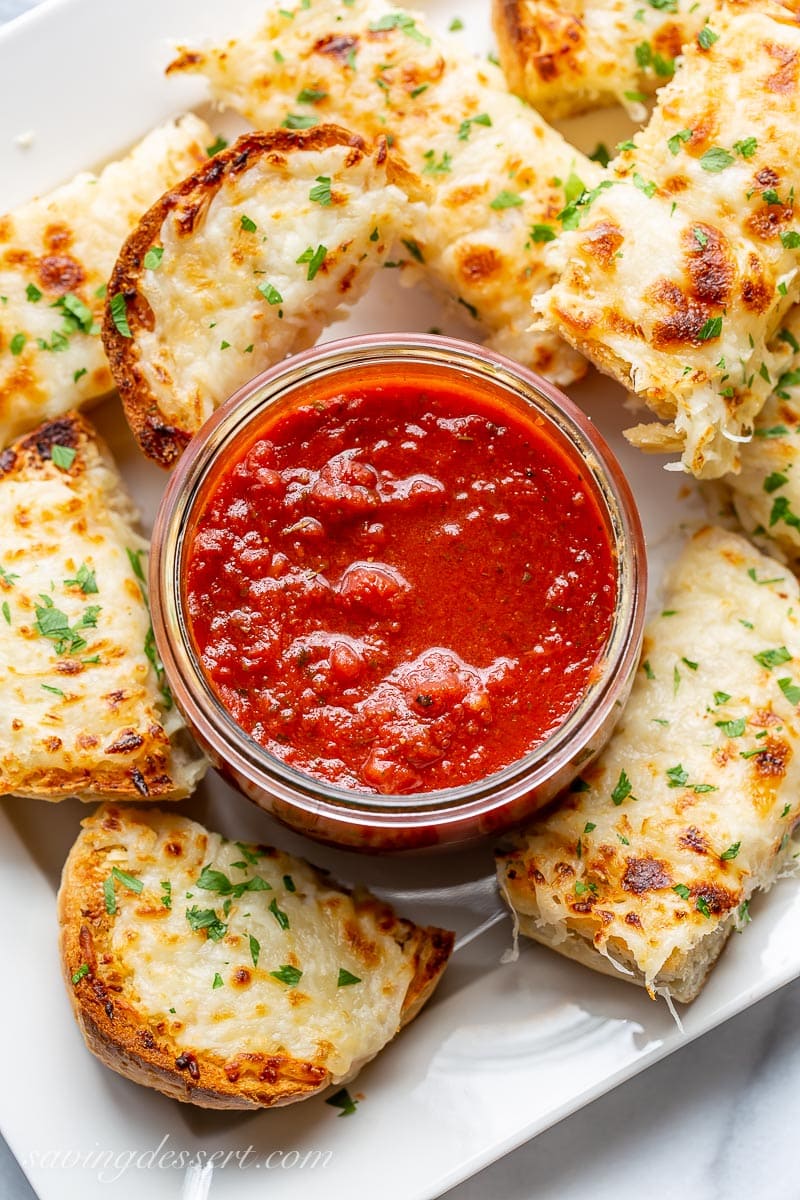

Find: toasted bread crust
102;126;400;468
59;805;454;1108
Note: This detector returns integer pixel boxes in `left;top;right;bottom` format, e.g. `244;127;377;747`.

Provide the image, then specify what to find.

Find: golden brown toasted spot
741;255;772;314
44;223;72;253
338;265;358;294
662;175;690;195
765;42;799;95
747;202;793;242
314;33;359;60
105;729;145;755
43;736;62;752
624;912;643;928
231;967;252;988
686;114;717;152
622;856;672;894
343;919;380;967
456;245;503;283
37;254;85;295
679;826;709;855
165;48;206;75
751;739;789;778
165;841;184;857
692;882;738;914
653;22;683;61
0;216;11;242
582;221;623;269
649;278;716;349
684;224;732;308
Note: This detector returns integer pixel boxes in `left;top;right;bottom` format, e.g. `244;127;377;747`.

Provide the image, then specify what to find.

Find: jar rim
150;333;647;832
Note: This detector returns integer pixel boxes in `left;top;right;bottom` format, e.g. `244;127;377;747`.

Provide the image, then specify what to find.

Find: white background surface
1;1;799;1199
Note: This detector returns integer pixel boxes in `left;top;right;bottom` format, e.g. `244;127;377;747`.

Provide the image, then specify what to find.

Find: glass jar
150;334;646;851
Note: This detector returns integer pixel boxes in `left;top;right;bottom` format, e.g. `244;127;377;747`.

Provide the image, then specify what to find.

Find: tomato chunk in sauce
183;378;617;794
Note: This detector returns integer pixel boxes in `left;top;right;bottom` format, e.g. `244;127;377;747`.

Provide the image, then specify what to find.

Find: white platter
2;1;800;1199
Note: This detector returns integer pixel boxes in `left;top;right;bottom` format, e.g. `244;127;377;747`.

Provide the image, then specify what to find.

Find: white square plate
2;2;800;1198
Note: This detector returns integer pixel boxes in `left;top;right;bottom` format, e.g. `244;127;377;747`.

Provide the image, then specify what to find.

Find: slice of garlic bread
103;126;418;466
0;115;211;450
166;0;598;381
497;527;800;1003
492;0;713;120
0;412;204;801
533;0;800;479
723;309;800;563
60;805;454;1109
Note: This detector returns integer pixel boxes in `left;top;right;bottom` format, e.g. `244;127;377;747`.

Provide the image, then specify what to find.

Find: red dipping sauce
183;374;616;796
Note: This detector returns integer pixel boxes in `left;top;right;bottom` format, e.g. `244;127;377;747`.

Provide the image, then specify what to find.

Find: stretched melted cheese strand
534;0;800;479
0;412;205;801
492;0;715;121
167;0;598;381
723;308;800;562
104;127;420;466
0;115;211;450
497;527;800;1003
60;805;453;1108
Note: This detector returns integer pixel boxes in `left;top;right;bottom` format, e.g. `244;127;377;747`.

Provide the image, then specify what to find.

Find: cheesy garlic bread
0;115;211;450
534;1;800;478
104;127;419;466
60;805;454;1108
497;527;800;1002
167;0;599;381
492;0;713;120
0;412;204;801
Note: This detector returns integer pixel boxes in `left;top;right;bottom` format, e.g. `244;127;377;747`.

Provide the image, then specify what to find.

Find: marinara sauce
183;373;616;795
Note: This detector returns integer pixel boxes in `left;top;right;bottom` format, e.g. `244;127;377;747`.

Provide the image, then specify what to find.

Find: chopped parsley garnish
109;293;132;338
206;135;228;157
696;895;712;919
778;677;800;705
737;899;751;927
326;1087;358;1116
530;224;556;243
449;16;464;30
51;444;76;470
283;874;296;892
296;87;327;103
697;25;718;49
643;659;655;679
161;881;172;909
296;243;327;280
713;691;731;705
721;842;741;861
666;764;689;788
64;563;98;594
282;113;318;130
270;964;303;986
41;684;64;697
195;864;271;898
401;237;424;263
673;883;691;900
185;906;228;941
73;368;87;383
422;149;452;176
34;597;100;655
733;137;758;159
570;777;590;793
589;142;610;168
9;333;26;356
698;316;722;341
367;12;430;44
780;231;800;250
667;128;692;156
104;866;143;914
2;602;10;625
0;565;19;587
143;247;164;270
309;176;332;206
337;968;362;987
269;897;290;930
240;215;257;233
754;646;792;670
716;718;746;737
611;769;633;805
25;283;42;302
693;227;709;248
457;112;492;141
71;963;90;985
490;190;524;210
700;147;734;173
258;281;283;306
249;934;260;968
212;973;224;990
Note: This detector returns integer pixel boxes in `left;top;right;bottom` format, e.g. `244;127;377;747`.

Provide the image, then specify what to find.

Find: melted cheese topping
493;0;714;120
725;308;800;561
534;2;800;478
0;415;204;800
132;137;415;434
168;0;598;382
498;527;800;997
85;808;418;1080
0;115;210;449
